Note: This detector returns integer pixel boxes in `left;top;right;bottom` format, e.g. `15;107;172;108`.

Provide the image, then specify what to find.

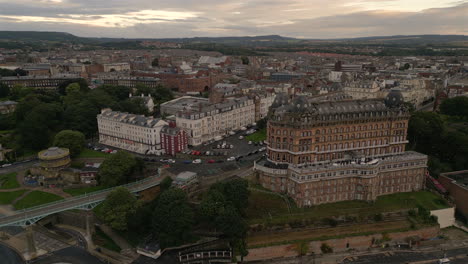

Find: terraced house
254;90;427;207
97;109;168;155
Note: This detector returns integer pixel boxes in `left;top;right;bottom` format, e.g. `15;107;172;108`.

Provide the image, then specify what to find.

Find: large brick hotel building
254;90;427;207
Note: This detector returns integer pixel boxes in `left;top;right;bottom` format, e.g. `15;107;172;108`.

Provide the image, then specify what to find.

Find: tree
53;130;85;157
151;58;159;67
160;176;173;191
99;187;137;231
407;112;444;154
320;243;333;254
222;178;249;214
57;79;89;95
152;188;194;248
98;151;138;187
440;97;468;118
16;102;64;150
10;85;34;100
0;82;10;98
241;56;249;65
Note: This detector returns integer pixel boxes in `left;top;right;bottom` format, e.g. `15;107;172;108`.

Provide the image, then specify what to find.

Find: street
343;247;468;264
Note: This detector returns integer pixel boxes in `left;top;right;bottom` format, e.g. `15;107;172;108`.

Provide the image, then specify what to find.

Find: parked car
239;136;244;140
216;160;224;163
207;159;216;164
227;156;236;161
1;163;12;168
193;159;202;164
183;160;192;164
248;141;253;145
229;131;236;135
160;159;168;163
259;147;266;152
240;127;247;131
167;159;176;164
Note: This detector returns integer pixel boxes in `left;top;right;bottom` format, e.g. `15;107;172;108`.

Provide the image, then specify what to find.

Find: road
0;243;24;264
343;247;468;264
29;246;104;264
0;159;39;175
0;176;162;227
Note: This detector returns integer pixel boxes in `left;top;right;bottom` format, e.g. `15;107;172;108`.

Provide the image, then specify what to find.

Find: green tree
407;112;444;154
119;97;149;115
440;97;468;118
17;103;63;150
10;85;34;100
53;130;85;157
222;178;249;214
151;58;159;67
0;82;10;98
99;187;137;231
98;151;138;187
320;243;333;254
241;56;249;65
160;176;173;191
152;188;194;248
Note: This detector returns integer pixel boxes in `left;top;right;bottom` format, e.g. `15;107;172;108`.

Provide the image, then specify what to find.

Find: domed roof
271;93;289;108
384;89;404;108
38;147;70;160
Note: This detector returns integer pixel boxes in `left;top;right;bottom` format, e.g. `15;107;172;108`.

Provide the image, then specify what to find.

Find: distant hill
0;31;467;47
0;31;81;42
330;35;468;44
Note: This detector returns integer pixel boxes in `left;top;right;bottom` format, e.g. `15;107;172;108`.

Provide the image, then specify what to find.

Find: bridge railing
16;176;160;214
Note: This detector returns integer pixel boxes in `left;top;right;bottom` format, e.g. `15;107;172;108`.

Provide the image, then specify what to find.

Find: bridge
0;176;162;227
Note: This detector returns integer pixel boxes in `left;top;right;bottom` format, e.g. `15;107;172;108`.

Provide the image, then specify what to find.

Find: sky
0;0;466;38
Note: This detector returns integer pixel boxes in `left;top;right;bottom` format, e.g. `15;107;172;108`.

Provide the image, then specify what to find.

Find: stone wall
244;226;439;262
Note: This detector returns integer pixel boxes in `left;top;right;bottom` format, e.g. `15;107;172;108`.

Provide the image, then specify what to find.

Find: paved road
343;247;468;263
0;176;162;227
30;246;104;264
0;160;39;175
0;243;24;264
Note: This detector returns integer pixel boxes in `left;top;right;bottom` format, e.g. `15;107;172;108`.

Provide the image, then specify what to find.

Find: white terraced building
175;97;255;146
97;108;168;155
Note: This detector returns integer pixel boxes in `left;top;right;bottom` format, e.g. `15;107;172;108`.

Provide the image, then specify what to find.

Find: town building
0;101;18;114
160;123;188;156
97;109;168;155
438;171;468;221
0;76;82;89
254;90;428;207
171;96;255;146
103;63;131;72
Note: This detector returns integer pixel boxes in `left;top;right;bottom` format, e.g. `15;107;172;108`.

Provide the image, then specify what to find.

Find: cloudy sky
0;0;467;38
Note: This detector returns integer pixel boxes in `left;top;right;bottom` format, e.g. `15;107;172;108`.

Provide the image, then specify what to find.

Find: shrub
320;243;333;254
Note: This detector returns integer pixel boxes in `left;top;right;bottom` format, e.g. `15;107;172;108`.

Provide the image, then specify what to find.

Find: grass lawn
93;227;122;252
0;172;20;189
0;190;28;204
246;128;266;142
14;191;64;210
63;186;107;196
246;190;290;220
77;149;110;159
247;190;448;225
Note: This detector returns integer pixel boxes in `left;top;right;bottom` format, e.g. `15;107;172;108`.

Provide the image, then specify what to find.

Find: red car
207;159;216;163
